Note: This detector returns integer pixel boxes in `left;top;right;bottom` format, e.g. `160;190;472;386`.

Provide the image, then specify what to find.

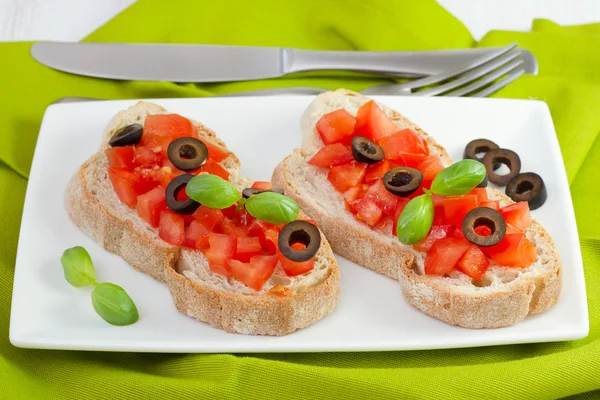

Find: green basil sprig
244;192;299;224
396;193;434;245
186;174;241;209
91;283;139;326
430;159;486;196
61;246;97;287
61;246;138;326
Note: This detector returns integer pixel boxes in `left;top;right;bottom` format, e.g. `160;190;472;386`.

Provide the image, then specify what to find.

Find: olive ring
167;137;209;171
108;123;143;147
462;207;507;247
278;221;321;262
165;174;201;214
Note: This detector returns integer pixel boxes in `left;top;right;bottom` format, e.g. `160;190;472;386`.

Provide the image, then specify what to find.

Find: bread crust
274;89;562;329
66;102;340;336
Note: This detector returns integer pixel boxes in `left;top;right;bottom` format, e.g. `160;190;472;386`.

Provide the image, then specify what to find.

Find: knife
31;42;538;82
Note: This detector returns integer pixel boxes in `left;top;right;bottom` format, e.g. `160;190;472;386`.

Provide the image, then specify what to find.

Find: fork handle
284;48;504;77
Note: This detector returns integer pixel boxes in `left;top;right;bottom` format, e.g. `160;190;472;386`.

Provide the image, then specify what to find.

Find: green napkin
0;0;599;398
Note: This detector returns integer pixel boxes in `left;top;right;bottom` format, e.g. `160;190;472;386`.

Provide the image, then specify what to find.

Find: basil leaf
396;194;434;245
91;283;139;326
245;192;299;224
186;173;241;209
430;159;486;196
61;246;97;287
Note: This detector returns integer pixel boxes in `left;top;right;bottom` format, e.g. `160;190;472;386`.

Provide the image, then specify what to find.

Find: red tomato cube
136;186;166;228
480;200;500;210
375;217;394;235
279;253;315;277
251;181;272;190
193;205;225;230
158;211;185;246
108;167;153;208
220;218;248;237
413;224;453;252
201;159;230;180
364;160;390;183
183;220;210;249
235;236;263;262
417;155;444;181
355;100;399;141
363;179;399;216
327;162;368;193
229;254;279;290
205;233;237;275
343;184;368;205
487;233;536;267
354;197;383;227
316;109;357;145
141;114;196;150
378;129;429;164
105;146;135;169
442;194;479;226
133;146;160;167
499;202;531;232
308;143;354;168
248;220;280;254
470;188;489;204
455;244;490;280
203;140;229;162
424;237;471;275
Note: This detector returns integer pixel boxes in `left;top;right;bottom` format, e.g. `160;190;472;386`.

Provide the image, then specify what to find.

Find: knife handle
284;48;512;78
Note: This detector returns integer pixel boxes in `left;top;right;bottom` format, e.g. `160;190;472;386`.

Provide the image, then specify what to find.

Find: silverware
52;43;525;103
32;41;537;83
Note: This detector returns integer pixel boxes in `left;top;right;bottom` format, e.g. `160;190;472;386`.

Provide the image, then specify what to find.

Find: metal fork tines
361;43;524;97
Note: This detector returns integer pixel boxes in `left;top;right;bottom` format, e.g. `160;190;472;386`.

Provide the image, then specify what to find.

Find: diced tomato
229;255;279;290
158;211;185;246
364;160;390;183
470;188;489;204
506;223;520;235
378;129;429;164
354;100;399;141
363;179;398;216
203;140;229;162
183;220;210;249
141;166;178;188
308;143;354;167
248;220;280;254
235;236;263;262
392;197;411;234
499;202;531;232
251;181;272;190
375;217;394;235
343;184;368;205
456;244;490;280
480;200;500;210
270;285;291;297
413;224;453;252
221;205;237;219
193;205;225;230
432;194;445;207
417;156;444;181
136;186;166;228
451;226;466;239
327;162;368;193
141;114;195;150
474;225;493;236
133;146;160;167
108;167;153;208
233;208;255;227
106;146;135;169
279;253;315;277
354;197;383;227
205;233;237;275
487;233;536;267
443;194;479;226
220;218;248;237
201;159;230;180
432;206;446;225
316;109;356;145
424;237;471;275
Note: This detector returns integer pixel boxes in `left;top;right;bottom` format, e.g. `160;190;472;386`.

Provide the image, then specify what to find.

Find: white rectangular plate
10;96;589;352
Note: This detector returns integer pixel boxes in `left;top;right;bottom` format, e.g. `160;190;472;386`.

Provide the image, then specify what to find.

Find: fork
53;43;525;104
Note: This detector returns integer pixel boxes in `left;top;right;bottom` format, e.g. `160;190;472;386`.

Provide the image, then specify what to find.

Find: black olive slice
482;148;521;186
278;221;321;263
167;137;208;171
351;136;384;164
382;167;423;197
462;207;507;247
241;187;285;199
108;123;143;147
477;173;488;188
165;174;200;214
506;172;547;210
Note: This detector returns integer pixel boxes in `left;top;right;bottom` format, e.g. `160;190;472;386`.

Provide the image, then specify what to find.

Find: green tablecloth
1;1;599;398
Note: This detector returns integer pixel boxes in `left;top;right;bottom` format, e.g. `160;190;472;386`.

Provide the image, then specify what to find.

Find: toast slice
66;102;340;336
272;89;561;329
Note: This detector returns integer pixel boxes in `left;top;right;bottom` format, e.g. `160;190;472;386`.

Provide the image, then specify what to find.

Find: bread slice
66;101;340;336
272;89;561;329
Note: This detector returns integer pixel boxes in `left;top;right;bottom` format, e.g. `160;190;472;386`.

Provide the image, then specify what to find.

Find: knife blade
31;42;537;82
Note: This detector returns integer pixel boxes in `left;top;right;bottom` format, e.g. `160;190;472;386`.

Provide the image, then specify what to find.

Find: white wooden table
1;0;600;42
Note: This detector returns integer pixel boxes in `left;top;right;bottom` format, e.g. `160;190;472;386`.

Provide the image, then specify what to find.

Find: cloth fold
0;1;598;398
